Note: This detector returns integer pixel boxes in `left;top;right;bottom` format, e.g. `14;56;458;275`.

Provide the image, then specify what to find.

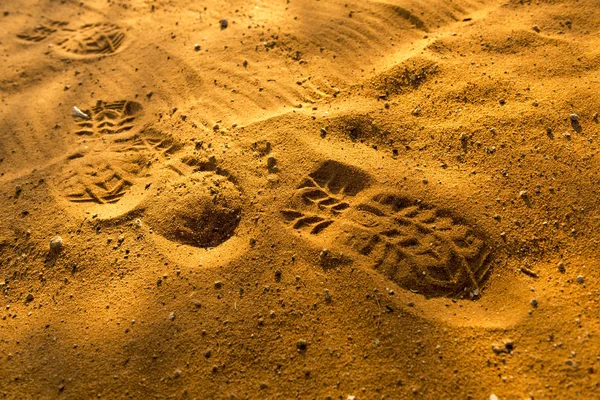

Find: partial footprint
342;194;492;298
75;100;142;136
17;20;68;42
282;160;371;233
57;23;126;56
282;161;494;299
59;151;145;204
55;126;182;211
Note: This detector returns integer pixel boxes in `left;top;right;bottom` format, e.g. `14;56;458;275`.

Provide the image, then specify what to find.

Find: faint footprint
282;160;493;298
17;21;126;57
74;100;142;136
17;20;68;42
57;23;126;56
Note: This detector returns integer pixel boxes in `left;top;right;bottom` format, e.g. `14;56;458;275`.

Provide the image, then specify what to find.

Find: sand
1;0;600;398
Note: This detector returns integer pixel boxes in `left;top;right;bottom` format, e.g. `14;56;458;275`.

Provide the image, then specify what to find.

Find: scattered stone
49;236;64;252
570;113;579;121
219;19;228;30
25;293;34;303
532;100;539;107
519;190;528;199
174;369;182;378
135;219;142;228
530;299;538;308
146;91;153;99
532;25;540;33
490;394;499;400
520;266;538;278
576;275;584;284
320;127;327;138
296;339;308;351
169;312;175;321
242;60;248;68
267;155;277;172
499;98;506;105
214;281;223;289
492;339;514;354
324;289;332;303
557;261;566;273
194;44;201;51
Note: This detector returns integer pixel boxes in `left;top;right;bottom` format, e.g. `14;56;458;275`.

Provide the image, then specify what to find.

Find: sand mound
144;174;242;249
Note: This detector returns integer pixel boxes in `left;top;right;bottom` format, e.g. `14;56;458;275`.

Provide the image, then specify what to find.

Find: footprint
282;161;493;299
57;23;126;56
75;100;142;136
17;20;68;42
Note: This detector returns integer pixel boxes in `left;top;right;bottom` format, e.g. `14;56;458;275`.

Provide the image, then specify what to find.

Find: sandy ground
1;0;600;398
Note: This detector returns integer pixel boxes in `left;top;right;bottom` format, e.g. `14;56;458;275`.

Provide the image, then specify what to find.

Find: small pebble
267;155;277;171
169;312;175;321
214;281;223;289
49;236;63;252
576;275;584;284
557;261;566;273
219;19;228;30
296;339;308;351
324;289;332;303
519;190;528;199
135;219;142;228
194;44;201;51
570;113;579;121
490;395;499;400
530;299;538;307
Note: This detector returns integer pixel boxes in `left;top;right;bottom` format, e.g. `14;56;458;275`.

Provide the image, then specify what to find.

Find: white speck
73;106;90;120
